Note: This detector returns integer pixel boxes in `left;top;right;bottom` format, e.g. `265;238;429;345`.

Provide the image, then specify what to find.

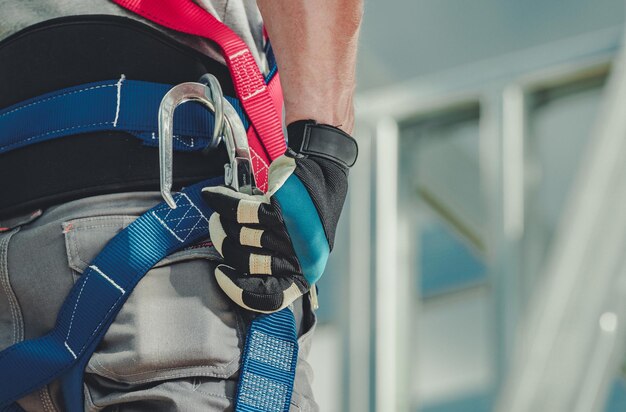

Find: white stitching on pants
39;386;58;412
44;386;58;412
0;233;17;342
38;388;51;412
0;228;23;343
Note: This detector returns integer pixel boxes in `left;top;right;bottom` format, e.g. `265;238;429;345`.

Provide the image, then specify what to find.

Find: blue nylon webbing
0;180;298;412
0;403;24;412
0;78;248;154
236;309;299;412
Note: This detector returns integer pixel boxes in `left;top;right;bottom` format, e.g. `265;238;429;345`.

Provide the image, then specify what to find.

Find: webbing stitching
0;84;116;119
150;132;196;148
121;4;284;162
0;275;129;401
0;204;207;402
71;280;129;359
2;124;209;153
151;212;184;243
152;193;209;243
250;148;269;192
90;265;126;295
168;202;193;231
175;204;206;240
1;81;224;153
250;147;269;171
175;136;195;147
64;341;77;359
65;272;91;341
0;122;112;152
239;87;266;101
229;50;267;101
61;199;208;362
113;75;125;128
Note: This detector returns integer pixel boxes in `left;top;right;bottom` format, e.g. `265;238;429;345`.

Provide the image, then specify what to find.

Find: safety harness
0;2;303;411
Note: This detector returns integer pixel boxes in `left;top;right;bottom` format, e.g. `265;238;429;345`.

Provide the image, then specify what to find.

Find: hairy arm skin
257;0;363;134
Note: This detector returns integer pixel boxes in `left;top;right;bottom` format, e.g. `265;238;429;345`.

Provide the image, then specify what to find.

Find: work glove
202;120;358;313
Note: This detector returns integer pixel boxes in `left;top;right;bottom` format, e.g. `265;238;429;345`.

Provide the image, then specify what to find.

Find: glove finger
208;212;227;258
202;186;266;224
219;234;301;276
217;214;294;252
202;186;283;226
210;212;301;276
214;264;307;313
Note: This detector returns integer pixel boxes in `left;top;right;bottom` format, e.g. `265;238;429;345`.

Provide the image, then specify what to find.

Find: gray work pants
0;191;318;411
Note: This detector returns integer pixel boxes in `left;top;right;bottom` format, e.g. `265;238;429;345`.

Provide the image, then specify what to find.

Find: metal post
374;117;401;412
345;125;375;412
497;39;626;412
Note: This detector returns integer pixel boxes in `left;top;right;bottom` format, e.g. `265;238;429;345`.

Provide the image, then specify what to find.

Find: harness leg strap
0;180;299;412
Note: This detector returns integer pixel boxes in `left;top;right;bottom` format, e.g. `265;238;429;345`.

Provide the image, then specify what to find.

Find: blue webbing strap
0;180;298;412
236;309;299;412
0;78;248;154
0;404;24;412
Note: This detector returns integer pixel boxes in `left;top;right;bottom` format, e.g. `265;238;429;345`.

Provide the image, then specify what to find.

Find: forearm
257;0;363;134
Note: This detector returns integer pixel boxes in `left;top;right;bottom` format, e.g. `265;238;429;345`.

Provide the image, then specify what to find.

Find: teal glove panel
202;121;358;313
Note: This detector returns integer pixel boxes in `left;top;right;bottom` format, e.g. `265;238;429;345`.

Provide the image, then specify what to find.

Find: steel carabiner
158;74;258;209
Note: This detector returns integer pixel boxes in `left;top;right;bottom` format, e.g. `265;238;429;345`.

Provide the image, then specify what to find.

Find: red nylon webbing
112;0;286;173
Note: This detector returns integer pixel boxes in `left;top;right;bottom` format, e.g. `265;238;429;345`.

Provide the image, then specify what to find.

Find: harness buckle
158;74;258;209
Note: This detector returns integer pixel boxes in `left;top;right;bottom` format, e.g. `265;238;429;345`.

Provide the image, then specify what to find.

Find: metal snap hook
199;73;224;151
158;74;258;209
158;81;221;208
221;100;259;196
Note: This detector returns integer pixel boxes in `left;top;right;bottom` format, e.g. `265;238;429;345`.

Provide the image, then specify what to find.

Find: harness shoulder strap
112;0;287;163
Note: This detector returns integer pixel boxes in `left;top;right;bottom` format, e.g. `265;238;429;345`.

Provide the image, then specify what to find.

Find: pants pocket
0;228;23;350
1;225;62;412
84;376;236;412
63;213;318;411
62;215;245;387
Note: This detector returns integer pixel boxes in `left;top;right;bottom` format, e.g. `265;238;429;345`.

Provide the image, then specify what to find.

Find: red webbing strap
112;0;286;166
250;72;284;189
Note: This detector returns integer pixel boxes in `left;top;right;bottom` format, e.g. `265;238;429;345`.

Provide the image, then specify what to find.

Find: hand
202;120;358;313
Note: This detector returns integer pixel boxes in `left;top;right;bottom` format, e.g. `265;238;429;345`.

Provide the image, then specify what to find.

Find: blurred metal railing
350;24;624;412
496;35;626;412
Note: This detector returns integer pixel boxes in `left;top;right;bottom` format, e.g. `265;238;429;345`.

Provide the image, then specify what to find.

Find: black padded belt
0;15;232;219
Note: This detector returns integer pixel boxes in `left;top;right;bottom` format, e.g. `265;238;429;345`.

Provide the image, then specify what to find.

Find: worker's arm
258;0;363;133
202;1;362;313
